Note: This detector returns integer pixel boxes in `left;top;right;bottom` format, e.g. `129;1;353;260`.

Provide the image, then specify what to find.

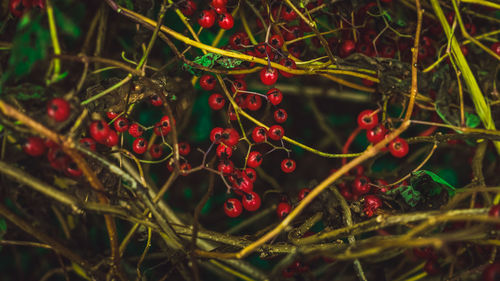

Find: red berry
245;95;262;111
339;40;356;57
221;128;240;147
242;191;261;211
208;93;226;110
356;42;373;56
106;111;119;119
267;88;283;105
211;0;227;9
269;35;284;50
149;94;163;106
298;188;310;201
200;74;216;90
483;262;500;281
47;98;70;122
218;12;234;30
229;170;254;194
178;142;191;156
231;79;247;92
149;144;163;159
277;202;292;220
366;125;387;144
268;125;284;141
244;168;257;183
274;108;288;123
89;120;111;143
251;126;267;143
363;195;382;217
113;117;129;132
380;44;395;58
224;198;243;218
132;138;147;154
284;26;303;41
47;147;69;171
228;107;237;121
357;110;379;130
79;138;96;151
210;127;224;143
281;6;297;21
180;0;197;16
362;29;377;43
388;137;409;158
491;42;500;56
218;159;234;174
65;162;82;177
104;130;119;147
9;0;29;17
128;123;144;138
198;10;216;28
180;161;191;174
260;67;279;85
247;151;263;168
214;6;226;14
23;137;46;156
229;32;250;49
281;158;296;173
279;58;296;78
216;143;233;158
154;116;172;136
352;176;371;195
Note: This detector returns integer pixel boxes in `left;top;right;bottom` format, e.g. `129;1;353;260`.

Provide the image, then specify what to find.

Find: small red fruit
339;40;356;57
357;110;379;130
104;130;119;147
274;108;288;123
244;168;257;183
269;35;284;50
65;162;82;177
211;0;227;9
198;10;216;28
229;32;250;49
113;117;129;132
47;98;70;122
180;0;197;16
218;12;234;30
260;67;279;86
352;176;371;195
267;125;284;141
89;120;111;144
132;138;147;154
200;74;216;90
247;151;263;168
218;159;234;174
178;142;191;156
491;42;500;56
221;128;240;147
279;58;297;78
154;116;172;136
366;125;387;144
224;198;243;218
79;138;96;151
242;191;261;211
23;137;46;156
106;111;119;120
267;88;283;105
251;126;267;143
128;123;144;138
149;144;163;159
281;158;296;173
216;143;233;158
277;202;292;220
298;188;310;201
208;93;226;110
363;195;382;217
245;95;262;111
210;127;224;143
388;137;409;158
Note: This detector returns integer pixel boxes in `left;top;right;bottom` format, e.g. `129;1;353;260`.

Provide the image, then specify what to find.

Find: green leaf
54;6;81;38
216;56;243;69
6;83;45;100
0;218;6;233
382;10;392;22
466;112;480;128
2;13;50;84
386;185;422;207
411;170;456;197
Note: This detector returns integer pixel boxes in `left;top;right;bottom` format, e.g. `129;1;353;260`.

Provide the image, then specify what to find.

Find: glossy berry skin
114;117;129;132
251;126;267;143
80;138;96;151
388;137;409;158
210;127;224;143
224;198;243;218
149;144;163;159
366;125;386;144
281;158;296;173
47;98;70;122
180;0;196;16
9;0;30;17
357;110;378;130
242;191;261;212
229;32;250;49
128;123;144;138
216;143;233;158
200;74;216;90
198;10;216;28
65;162;82;177
230;171;254;194
48;147;69;171
178;142;191;156
244;168;257;183
154;116;172;136
491;42;500;56
267;88;283;105
104;130;119;147
218;12;234;30
277;202;292;220
211;0;227;8
245;95;262;111
279;58;296;78
221;128;240;147
363;195;382;217
132;138;148;154
274;108;288;123
483;262;500;281
267;125;284;141
106;111;119;120
298;188;310;201
352;176;371;195
260;68;279;86
208;93;226;110
281;6;297;21
218;159;234;174
231;79;247;93
148;94;163;106
269;35;284;50
23;137;46;156
228;107;237;121
247;151;263;168
89;120;111;144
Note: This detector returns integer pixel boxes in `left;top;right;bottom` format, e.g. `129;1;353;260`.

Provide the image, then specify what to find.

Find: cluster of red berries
179;0;234;30
9;0;44;17
357;109;409;158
